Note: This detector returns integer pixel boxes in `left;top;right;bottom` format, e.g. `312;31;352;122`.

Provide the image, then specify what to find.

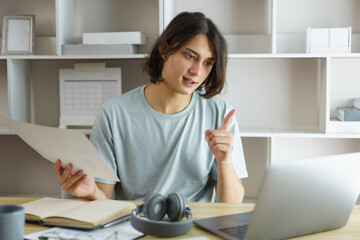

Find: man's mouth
184;77;196;86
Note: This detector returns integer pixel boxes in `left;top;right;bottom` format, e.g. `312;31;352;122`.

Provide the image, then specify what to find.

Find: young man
54;12;248;203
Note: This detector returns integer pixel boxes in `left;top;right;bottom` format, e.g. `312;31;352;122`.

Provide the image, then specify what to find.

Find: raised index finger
219;109;235;130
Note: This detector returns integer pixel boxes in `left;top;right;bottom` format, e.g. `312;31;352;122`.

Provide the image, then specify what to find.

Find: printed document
24;221;144;240
0;116;119;181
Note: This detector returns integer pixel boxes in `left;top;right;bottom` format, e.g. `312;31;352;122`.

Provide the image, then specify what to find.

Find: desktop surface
1;197;359;239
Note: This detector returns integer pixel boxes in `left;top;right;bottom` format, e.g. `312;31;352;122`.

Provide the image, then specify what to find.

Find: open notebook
22;198;136;230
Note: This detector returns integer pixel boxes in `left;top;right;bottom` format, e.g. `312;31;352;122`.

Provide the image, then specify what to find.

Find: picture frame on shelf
1;14;35;55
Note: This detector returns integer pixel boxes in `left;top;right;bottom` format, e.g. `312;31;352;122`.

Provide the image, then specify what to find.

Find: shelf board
3;53;360;60
328;119;360;134
0;193;60;198
0;54;148;60
0;127;91;136
229;53;360;59
0;127;12;135
240;129;321;138
2;125;359;138
240;128;360;138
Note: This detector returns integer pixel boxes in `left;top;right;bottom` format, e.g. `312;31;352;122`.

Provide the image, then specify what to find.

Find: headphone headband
130;193;193;237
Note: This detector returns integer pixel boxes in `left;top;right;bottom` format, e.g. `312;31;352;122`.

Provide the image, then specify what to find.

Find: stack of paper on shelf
62;31;146;55
62;44;138;55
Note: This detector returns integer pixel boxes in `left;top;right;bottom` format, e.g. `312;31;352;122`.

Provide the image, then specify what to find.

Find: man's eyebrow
185;48;215;61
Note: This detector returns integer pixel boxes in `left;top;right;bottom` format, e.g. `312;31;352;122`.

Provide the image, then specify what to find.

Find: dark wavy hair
144;12;228;99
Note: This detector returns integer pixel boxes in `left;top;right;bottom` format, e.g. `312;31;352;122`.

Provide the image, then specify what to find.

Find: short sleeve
90;106;118;185
230;116;248;178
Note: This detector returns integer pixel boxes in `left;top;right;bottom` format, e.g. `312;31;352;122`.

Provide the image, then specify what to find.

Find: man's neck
144;83;192;114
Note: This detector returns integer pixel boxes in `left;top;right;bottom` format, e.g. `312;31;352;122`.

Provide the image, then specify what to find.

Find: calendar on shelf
59;67;121;129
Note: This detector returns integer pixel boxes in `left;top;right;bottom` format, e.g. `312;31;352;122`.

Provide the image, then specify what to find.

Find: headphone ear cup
167;192;187;221
143;193;167;221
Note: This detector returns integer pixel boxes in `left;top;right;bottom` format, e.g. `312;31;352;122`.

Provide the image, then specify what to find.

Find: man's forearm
216;159;245;203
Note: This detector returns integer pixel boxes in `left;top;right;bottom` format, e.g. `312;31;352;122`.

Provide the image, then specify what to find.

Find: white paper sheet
0;116;119;182
24;221;144;240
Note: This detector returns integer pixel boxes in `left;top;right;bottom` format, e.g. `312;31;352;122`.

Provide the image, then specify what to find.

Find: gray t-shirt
90;85;248;202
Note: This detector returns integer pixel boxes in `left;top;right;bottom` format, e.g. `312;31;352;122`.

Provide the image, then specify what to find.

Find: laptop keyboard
218;224;248;240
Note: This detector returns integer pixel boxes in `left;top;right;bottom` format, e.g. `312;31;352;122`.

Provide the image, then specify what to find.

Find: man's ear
159;41;169;61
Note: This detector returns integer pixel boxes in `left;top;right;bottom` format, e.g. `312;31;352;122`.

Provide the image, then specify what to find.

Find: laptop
194;152;360;240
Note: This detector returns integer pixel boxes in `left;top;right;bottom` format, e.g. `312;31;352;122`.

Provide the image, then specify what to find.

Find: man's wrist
217;158;233;169
85;185;107;200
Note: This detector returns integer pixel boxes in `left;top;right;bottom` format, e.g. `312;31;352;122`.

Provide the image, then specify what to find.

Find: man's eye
205;61;213;66
186;53;195;59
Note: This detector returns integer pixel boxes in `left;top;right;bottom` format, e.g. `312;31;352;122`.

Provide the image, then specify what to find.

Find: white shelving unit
164;0;273;54
0;0;359;201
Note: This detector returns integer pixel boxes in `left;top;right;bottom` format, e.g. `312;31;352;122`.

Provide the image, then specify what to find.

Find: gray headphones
130;192;193;237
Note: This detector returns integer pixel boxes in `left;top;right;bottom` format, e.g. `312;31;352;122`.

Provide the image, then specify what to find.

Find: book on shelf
62;44;138;55
83;31;146;45
337;107;360;121
22;197;136;229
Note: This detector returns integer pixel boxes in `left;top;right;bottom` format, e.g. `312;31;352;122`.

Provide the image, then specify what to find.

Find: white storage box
306;27;351;53
83;32;146;45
